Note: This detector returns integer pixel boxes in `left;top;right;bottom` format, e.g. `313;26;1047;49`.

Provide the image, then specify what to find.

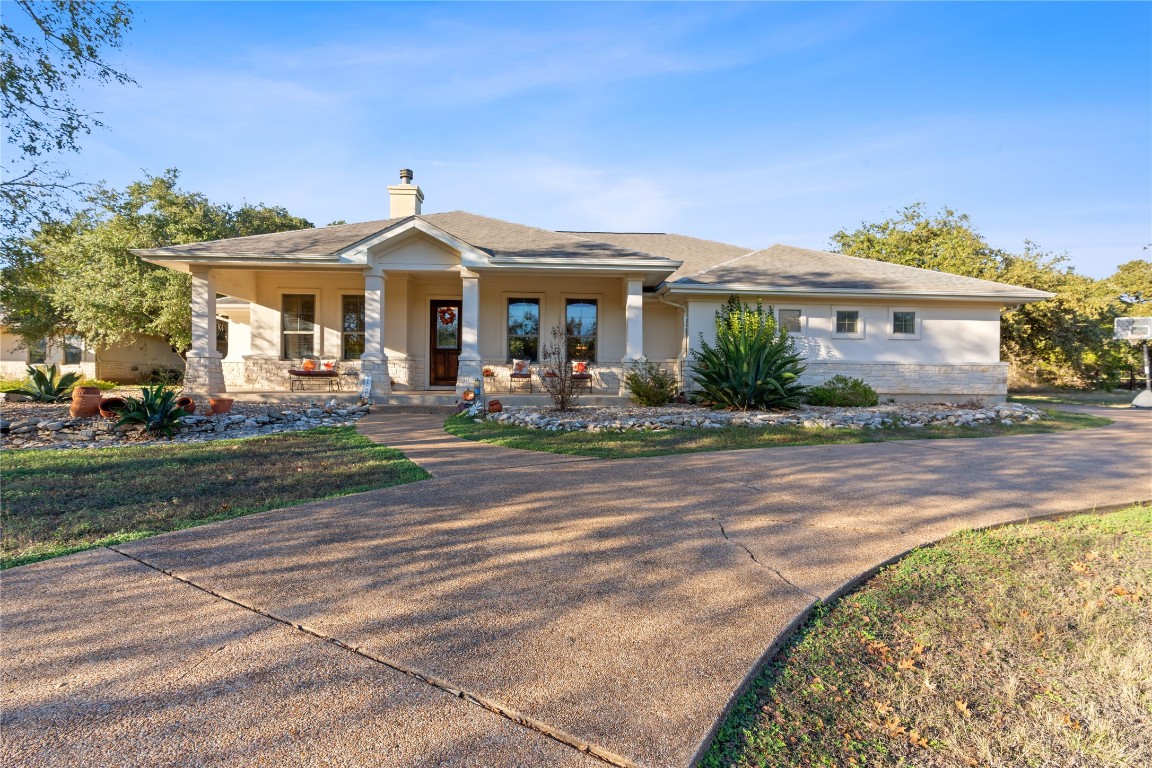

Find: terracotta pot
72;386;101;399
176;396;196;414
98;397;128;418
208;397;234;415
488;399;503;413
70;393;101;418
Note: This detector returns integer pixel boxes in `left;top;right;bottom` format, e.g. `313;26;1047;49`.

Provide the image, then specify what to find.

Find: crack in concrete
708;516;820;602
106;545;638;768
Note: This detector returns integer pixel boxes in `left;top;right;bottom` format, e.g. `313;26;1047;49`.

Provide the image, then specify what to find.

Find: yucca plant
115;384;186;437
690;296;808;410
10;364;83;402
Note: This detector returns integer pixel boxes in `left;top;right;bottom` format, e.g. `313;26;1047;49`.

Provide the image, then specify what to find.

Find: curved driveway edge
2;407;1149;768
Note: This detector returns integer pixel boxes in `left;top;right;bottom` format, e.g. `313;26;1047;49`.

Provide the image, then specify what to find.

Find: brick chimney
388;168;423;218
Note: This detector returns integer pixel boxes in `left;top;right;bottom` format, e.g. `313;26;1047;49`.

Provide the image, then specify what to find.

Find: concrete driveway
3;407;1149;767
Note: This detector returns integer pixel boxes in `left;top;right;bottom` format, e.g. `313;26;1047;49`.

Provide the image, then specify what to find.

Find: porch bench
288;369;341;392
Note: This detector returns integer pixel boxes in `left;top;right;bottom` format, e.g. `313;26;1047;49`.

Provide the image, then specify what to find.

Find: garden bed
0;395;371;450
483;401;1047;432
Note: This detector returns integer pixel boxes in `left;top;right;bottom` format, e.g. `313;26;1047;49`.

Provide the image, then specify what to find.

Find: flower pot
70;393;101;418
208;397;234;415
72;386;101;399
488;399;503;413
98;397;128;418
176;396;196;414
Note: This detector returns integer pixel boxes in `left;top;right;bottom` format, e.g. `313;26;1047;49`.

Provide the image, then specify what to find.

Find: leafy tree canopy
2;170;313;353
831;204;1145;386
1;0;135;241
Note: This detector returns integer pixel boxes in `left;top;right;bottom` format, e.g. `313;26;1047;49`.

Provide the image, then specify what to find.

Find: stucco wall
682;296;1007;398
0;327;181;383
685;298;1001;363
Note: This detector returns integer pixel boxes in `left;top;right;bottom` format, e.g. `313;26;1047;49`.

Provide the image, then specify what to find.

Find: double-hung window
565;299;598;360
507;298;540;361
342;295;366;359
282;294;316;359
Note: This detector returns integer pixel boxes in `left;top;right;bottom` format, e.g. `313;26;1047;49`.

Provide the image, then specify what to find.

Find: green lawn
444;408;1111;459
704;505;1152;768
1009;389;1141;407
1;426;429;569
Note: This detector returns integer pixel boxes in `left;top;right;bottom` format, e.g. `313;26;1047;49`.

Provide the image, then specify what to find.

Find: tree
830;205;1132;387
1;0;135;245
1;170;313;353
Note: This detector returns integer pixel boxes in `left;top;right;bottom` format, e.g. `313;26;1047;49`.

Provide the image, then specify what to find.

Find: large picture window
565;299;598;360
342;295;365;359
281;294;316;359
507;298;540;361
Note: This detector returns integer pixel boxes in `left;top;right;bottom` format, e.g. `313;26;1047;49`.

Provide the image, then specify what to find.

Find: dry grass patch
1;427;428;568
705;506;1152;768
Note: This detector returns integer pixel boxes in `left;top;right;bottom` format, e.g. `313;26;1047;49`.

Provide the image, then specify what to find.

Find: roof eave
660;282;1054;303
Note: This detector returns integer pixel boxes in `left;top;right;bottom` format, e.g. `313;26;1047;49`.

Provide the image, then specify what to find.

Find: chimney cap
399;168;414;184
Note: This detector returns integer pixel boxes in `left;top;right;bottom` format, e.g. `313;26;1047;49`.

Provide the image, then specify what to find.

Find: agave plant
114;385;186;437
10;364;84;403
690;296;808;410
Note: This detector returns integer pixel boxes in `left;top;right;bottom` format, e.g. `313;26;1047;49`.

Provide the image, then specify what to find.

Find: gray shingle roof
137;212;678;265
670;243;1054;300
135;212;1052;302
561;231;752;280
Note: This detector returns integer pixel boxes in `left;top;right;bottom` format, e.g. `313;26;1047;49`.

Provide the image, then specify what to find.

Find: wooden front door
429;300;462;386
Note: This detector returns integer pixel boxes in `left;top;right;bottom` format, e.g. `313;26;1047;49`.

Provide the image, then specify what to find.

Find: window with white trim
565;299;598;361
889;309;921;339
507;298;540;361
281;294;316;359
835;310;860;334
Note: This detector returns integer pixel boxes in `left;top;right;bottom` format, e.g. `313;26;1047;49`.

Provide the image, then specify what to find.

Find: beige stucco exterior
0;327;183;383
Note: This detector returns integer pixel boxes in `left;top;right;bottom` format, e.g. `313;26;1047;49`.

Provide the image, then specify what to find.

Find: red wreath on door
437;306;457;326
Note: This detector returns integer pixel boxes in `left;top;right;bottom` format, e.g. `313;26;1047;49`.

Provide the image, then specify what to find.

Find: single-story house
134;170;1052;402
0;328;185;383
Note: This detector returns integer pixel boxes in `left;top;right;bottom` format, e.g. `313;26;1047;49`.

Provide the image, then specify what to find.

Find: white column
190;266;219;358
361;270;390;397
455;269;482;393
362;272;386;361
460;270;480;362
186;266;225;393
623;277;645;362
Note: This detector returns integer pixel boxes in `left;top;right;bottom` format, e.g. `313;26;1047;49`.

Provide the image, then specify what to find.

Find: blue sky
13;1;1152;277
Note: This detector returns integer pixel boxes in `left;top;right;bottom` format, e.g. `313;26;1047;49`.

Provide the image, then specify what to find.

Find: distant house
0;328;184;383
134;170;1052;402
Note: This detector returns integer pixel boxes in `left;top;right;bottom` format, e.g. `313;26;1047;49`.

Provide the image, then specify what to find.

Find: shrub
9;364;83;402
690;297;808;410
624;360;678;406
140;366;184;386
115;385;186;437
805;375;879;407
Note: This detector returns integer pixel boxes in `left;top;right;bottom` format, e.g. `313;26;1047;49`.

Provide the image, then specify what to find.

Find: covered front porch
174;226;681;399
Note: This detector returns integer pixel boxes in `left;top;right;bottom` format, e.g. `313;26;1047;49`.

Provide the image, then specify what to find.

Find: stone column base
455;358;483;399
184;355;225;394
360;358;392;399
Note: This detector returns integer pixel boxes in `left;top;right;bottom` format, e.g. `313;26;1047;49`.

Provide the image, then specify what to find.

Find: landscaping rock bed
0;397;372;450
481;401;1046;432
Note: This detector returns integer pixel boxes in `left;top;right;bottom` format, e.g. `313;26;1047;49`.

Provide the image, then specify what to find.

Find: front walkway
2;408;1149;767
